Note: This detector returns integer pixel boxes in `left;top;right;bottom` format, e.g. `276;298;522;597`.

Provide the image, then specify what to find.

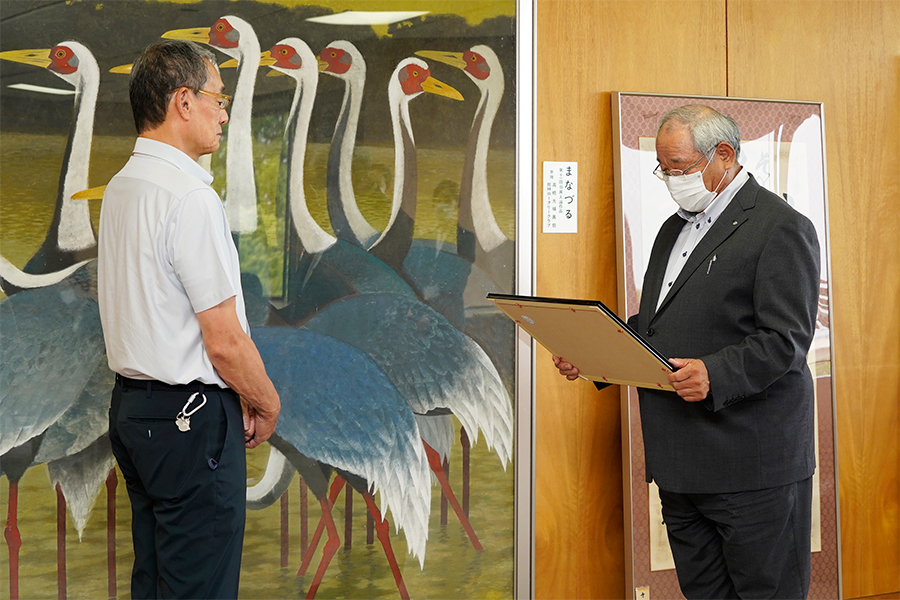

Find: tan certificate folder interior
487;293;675;391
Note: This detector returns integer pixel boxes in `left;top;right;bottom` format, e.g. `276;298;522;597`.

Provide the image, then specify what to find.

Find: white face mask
664;153;727;213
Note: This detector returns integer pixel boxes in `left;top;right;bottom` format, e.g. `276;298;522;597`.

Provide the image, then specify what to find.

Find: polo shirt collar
132;137;214;186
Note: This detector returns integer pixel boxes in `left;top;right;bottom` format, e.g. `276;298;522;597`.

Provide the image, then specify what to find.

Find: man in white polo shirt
98;39;279;599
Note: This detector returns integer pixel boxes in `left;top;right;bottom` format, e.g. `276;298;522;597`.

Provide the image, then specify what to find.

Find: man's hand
667;358;710;402
242;399;278;449
242;399;256;443
552;355;582;380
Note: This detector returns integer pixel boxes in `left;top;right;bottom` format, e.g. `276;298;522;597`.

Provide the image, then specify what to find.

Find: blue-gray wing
1;268;104;456
303;292;513;468
251;326;431;564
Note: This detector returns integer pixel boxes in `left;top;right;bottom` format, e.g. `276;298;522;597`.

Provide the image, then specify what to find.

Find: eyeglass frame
169;87;232;110
652;145;718;181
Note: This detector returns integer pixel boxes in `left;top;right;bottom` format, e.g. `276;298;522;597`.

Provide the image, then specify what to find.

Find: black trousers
659;477;813;600
109;376;246;599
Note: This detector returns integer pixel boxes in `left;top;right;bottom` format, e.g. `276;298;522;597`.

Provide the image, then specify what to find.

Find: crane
0;42;100;294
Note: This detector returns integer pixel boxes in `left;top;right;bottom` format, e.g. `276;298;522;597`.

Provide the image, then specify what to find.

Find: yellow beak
108;57;234;77
0;48;52;68
415;50;466;71
259;52;285;76
71;185;107;201
161;27;211;44
421;76;463;101
259;51;277;67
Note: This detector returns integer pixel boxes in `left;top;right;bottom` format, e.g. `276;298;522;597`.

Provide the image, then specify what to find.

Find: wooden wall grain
533;1;900;598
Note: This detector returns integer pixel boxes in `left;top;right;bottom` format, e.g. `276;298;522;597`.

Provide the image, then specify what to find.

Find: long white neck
288;72;334;254
372;88;413;249
223;36;260;234
0;254;91;292
334;68;378;244
466;81;507;252
58;52;99;251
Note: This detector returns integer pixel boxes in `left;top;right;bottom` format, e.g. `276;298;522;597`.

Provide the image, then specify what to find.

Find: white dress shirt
98;138;248;387
657;167;751;311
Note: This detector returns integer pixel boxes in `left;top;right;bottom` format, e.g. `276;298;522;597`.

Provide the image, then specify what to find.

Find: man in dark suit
555;105;820;599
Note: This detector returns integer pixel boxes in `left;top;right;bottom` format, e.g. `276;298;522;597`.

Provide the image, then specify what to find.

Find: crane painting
0;1;518;598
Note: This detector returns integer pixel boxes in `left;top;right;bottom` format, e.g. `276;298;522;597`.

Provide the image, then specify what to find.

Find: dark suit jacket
634;173;820;494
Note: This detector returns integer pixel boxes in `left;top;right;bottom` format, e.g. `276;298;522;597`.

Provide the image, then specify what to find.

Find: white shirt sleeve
166;189;238;314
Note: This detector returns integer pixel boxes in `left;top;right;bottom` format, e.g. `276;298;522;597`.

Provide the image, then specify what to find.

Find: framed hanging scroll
611;92;840;600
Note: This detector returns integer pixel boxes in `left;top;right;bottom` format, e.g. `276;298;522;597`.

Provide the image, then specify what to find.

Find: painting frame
0;1;536;598
610;92;841;600
513;3;537;600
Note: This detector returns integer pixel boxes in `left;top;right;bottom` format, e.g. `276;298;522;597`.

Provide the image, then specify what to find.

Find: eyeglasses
169;87;232;110
653;149;713;181
194;88;232;109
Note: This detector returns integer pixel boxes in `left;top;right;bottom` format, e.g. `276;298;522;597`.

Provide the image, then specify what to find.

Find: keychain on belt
175;392;207;432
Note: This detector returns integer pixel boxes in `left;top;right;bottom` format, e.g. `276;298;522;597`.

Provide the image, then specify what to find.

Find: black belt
116;373;213;393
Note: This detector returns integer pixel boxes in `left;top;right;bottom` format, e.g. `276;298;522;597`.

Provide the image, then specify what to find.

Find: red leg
360;492;409;600
5;481;21;600
304;496;341;600
422;441;483;550
298;477;345;576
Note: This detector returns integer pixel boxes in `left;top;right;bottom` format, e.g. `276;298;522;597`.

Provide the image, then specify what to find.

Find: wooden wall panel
727;2;900;597
535;0;900;598
534;2;725;598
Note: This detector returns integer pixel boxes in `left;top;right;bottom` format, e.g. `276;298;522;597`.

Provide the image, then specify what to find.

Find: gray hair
657;105;742;159
129;39;218;134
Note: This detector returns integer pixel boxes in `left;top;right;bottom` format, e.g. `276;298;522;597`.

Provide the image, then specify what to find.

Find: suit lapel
653;175;760;318
640;214;683;327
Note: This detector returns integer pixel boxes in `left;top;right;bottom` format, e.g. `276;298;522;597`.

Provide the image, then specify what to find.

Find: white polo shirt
98;137;248;387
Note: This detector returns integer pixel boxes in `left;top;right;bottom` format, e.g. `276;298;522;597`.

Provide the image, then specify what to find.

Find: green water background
0;129;516;598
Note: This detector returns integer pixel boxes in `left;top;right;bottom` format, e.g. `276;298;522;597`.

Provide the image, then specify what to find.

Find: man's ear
170;87;193;121
717;141;737;169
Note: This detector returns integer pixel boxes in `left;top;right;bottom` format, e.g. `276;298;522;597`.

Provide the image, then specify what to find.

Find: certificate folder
487;293;675;391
